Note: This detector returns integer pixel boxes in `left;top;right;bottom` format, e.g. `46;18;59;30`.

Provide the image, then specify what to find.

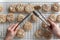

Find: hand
48;19;60;37
4;23;19;40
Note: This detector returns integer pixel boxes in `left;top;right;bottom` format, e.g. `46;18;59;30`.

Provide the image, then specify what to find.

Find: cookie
35;29;43;38
16;29;25;38
0;5;3;12
17;14;25;22
51;3;59;12
31;14;38;22
42;4;51;12
56;15;60;22
16;4;25;12
48;14;56;22
25;4;34;13
9;4;16;13
7;13;14;22
23;21;32;31
0;14;6;23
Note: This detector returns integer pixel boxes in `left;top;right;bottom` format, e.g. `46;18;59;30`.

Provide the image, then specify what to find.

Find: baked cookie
34;5;41;10
9;4;16;13
16;4;25;12
16;29;25;38
0;5;3;12
51;3;59;12
48;14;56;22
23;21;32;31
43;30;52;39
31;14;38;22
56;15;60;22
0;14;6;23
41;22;48;29
7;13;14;22
42;4;51;12
35;29;43;38
25;4;34;13
17;14;25;22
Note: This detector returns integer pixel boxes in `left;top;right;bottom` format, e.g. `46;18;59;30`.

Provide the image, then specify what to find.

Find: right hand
48;19;60;37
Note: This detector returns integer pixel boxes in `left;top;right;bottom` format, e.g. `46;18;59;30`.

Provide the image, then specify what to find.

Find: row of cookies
9;3;60;13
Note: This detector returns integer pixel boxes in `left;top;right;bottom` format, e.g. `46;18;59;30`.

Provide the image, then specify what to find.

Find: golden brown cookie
17;14;25;22
25;4;34;13
16;29;25;38
9;4;16;13
42;4;51;12
0;14;6;23
48;14;56;22
35;29;43;38
16;4;25;12
51;3;59;12
23;21;32;31
34;5;41;10
0;5;3;12
7;13;14;22
56;15;60;22
43;30;52;39
31;14;38;22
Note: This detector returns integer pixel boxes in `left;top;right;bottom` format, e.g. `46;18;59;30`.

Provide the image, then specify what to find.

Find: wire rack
0;2;60;40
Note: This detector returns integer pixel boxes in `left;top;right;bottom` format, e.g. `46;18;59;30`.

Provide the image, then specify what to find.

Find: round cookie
56;15;60;22
41;22;48;29
17;14;25;22
48;14;56;22
43;30;52;39
16;29;25;38
0;14;6;23
34;5;41;10
7;13;14;22
25;4;34;13
23;21;32;31
16;4;25;12
35;29;43;38
31;14;38;22
9;4;16;13
42;4;51;12
51;3;59;12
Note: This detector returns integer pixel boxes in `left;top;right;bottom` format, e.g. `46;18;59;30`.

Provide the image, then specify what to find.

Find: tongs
33;10;50;26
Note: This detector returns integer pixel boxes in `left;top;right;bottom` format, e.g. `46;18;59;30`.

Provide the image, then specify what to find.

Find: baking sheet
0;2;60;40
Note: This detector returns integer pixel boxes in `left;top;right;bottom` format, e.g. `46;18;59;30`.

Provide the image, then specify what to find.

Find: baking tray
0;2;60;40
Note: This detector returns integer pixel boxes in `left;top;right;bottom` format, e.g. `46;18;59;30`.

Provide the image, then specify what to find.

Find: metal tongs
33;10;50;26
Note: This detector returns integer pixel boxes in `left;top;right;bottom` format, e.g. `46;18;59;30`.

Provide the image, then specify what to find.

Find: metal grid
0;2;60;40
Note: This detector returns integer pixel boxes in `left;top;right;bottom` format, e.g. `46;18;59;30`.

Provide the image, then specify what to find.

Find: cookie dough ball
9;4;16;13
25;4;34;13
23;21;32;31
56;15;60;22
51;3;59;12
35;29;43;38
43;30;52;39
16;4;24;12
0;5;3;12
48;14;56;22
7;13;14;22
41;22;48;29
16;29;25;38
31;14;38;22
0;14;6;23
34;5;41;10
17;14;25;22
42;4;51;12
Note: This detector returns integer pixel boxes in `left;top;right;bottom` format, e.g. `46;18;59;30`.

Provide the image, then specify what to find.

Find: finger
15;26;19;34
47;19;55;25
12;23;19;31
8;24;15;30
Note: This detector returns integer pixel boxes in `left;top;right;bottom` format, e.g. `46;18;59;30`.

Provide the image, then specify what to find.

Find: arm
4;23;19;40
